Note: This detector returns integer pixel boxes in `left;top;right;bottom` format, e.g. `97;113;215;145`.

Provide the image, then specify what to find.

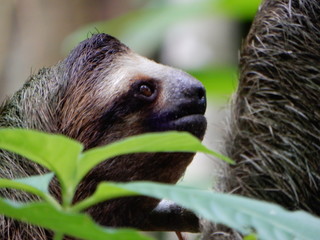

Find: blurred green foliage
189;67;238;98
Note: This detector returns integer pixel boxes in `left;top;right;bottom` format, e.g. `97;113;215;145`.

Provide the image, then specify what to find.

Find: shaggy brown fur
203;0;320;239
0;34;207;239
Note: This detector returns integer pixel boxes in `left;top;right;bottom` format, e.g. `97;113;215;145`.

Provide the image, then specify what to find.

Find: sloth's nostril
185;84;207;114
184;84;206;101
197;87;206;101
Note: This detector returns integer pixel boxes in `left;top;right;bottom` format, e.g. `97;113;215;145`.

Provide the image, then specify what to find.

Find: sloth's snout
148;73;207;139
180;83;207;116
184;83;206;102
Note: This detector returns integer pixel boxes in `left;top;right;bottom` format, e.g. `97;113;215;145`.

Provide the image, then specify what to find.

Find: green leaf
244;234;258;240
0;129;83;205
114;181;320;240
77;131;232;183
0;173;60;209
0;198;152;240
0;173;54;194
72;183;138;212
14;173;54;194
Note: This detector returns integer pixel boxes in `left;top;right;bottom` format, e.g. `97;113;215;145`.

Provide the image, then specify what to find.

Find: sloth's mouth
148;103;207;139
168;114;207;139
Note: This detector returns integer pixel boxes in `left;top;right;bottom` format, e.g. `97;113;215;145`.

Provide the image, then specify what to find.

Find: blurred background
0;0;260;239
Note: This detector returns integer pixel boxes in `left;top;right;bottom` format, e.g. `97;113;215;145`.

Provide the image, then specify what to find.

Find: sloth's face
96;53;207;143
133;55;207;139
60;34;207;191
61;34;207;148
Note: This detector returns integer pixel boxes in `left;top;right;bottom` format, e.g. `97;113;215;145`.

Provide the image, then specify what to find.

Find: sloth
203;0;320;239
0;33;207;239
3;1;318;239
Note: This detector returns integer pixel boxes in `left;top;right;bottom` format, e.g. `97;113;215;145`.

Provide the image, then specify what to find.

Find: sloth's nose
182;83;207;115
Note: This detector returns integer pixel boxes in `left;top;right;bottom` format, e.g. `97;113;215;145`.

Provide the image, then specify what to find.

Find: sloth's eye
133;80;157;102
139;84;153;97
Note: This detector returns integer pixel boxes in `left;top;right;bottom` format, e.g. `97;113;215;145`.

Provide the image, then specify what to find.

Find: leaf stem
61;185;75;209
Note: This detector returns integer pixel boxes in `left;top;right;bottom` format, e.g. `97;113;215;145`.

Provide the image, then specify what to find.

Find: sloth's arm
139;200;200;233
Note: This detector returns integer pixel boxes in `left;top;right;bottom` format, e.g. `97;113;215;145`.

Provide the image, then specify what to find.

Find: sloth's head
59;34;207;149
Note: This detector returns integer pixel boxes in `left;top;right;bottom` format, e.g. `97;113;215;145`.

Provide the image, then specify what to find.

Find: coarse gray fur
203;0;320;239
